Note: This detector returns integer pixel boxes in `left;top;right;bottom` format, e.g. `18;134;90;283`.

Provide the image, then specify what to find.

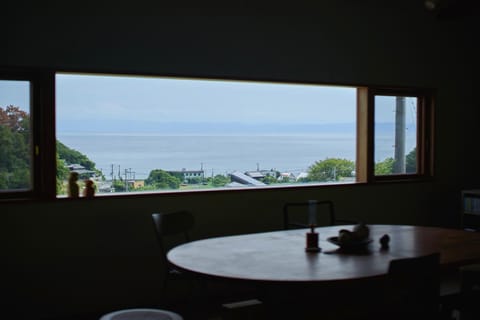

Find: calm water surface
57;132;406;179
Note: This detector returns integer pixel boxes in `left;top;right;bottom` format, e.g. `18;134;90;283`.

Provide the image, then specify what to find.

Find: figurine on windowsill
83;179;95;198
68;172;79;198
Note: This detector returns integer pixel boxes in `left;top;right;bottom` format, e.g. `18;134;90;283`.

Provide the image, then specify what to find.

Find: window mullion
34;70;57;198
356;87;372;183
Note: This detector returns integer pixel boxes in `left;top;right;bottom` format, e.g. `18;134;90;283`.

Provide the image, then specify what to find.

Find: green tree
375;157;395;175
185;176;203;184
262;175;278;184
57;141;96;171
211;174;230;187
308;158;355;182
56;156;70;194
145;169;181;189
374;148;416;176
406;147;416;173
112;179;126;192
0;106;31;189
1;106;103;193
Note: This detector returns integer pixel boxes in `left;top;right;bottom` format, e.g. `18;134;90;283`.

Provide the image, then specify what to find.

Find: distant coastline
57;128;415;180
57;132;355;180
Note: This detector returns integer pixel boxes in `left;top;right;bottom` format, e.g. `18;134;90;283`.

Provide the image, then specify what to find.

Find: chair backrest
283;200;335;229
152;211;195;261
457;263;480;319
386;252;441;318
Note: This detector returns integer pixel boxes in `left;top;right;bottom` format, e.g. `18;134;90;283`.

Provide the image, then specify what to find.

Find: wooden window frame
357;87;435;183
0;68;435;201
0;68;56;200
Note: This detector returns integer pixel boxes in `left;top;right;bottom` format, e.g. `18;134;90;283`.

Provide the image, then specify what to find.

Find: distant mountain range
57;121;414;135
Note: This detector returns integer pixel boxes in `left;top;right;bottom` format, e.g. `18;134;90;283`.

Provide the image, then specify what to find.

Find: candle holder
305;224;321;252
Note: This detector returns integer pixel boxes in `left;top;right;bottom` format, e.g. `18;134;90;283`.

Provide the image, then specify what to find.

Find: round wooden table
167;224;480;284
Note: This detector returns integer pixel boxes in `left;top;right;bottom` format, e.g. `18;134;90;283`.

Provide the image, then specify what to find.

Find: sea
57;132;412;180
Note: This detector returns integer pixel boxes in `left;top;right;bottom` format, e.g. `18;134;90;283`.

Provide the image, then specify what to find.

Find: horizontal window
0;69;434;200
55;73;357;196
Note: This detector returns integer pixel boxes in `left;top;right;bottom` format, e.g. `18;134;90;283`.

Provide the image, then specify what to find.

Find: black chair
440;263;480;320
152;211;261;319
283;200;356;230
383;252;441;320
457;263;480;320
152;211;195;289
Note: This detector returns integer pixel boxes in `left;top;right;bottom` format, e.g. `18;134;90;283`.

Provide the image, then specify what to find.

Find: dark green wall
1;2;479;319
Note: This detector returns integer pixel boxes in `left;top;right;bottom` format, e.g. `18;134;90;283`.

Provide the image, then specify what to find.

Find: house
67;163;96;178
278;172;296;181
167;169;205;183
296;172;309;181
244;171;265;180
230;171;266;186
1;2;478;319
128;180;145;189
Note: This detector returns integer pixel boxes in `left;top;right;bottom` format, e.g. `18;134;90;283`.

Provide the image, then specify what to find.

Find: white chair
99;308;183;320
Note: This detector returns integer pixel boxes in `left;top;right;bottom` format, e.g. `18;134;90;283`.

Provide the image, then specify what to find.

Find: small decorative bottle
306;224;321;252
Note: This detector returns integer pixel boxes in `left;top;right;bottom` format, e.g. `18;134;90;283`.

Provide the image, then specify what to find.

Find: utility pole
393;96;406;173
124;169;128;192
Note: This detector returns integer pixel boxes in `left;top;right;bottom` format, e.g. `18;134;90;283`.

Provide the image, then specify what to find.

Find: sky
1;75;416;134
0;80;30;110
55;73;358;133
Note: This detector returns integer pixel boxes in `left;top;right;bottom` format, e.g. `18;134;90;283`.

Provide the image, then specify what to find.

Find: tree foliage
0;105;28;131
308;158;355;182
263;174;279;184
56;156;70;194
0;106;31;189
57;141;96;171
211;174;230;187
145;169;181;189
375;148;416;175
406;147;416;173
375;157;395;175
1;105;101;193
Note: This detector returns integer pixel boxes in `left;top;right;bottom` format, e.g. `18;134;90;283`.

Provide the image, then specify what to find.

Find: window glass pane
56;73;356;196
374;95;417;175
0;80;32;191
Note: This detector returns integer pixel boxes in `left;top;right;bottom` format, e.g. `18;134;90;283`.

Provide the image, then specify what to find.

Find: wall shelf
462;189;480;231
